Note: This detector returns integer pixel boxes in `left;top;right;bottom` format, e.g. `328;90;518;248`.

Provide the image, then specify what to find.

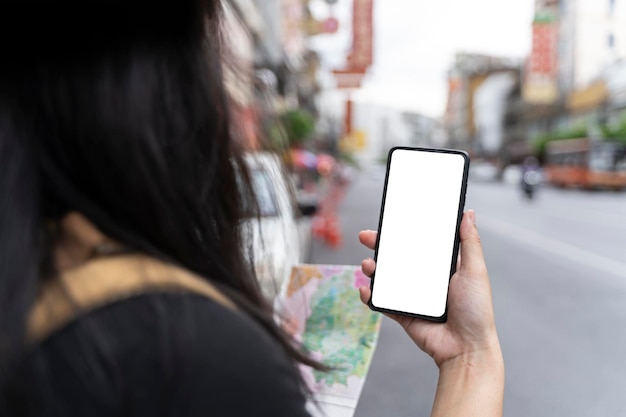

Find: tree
280;109;316;147
532;124;588;156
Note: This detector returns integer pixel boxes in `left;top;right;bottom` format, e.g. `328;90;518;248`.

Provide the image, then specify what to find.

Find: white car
469;161;499;182
502;165;522;185
243;152;316;301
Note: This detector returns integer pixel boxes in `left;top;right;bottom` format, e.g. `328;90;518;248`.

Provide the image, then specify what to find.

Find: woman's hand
358;210;501;369
359;210;504;416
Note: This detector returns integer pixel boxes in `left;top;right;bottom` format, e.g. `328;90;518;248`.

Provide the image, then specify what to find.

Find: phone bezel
368;146;470;322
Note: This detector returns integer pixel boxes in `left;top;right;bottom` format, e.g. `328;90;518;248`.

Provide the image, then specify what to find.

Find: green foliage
532;124;588;155
602;113;626;143
531;132;554;155
531;112;626;158
554;125;588;140
533;15;556;24
280;109;316;147
532;111;626;158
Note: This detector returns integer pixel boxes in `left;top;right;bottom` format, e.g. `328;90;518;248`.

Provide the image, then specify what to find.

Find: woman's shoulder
13;293;310;416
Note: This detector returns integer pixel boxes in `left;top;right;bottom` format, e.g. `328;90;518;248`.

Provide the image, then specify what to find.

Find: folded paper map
276;264;383;417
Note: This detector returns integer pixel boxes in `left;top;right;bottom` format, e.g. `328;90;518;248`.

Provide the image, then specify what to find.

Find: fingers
358;230;377;250
358;230;375;307
458;210;487;277
359;286;371;305
361;258;376;277
359;230;377;278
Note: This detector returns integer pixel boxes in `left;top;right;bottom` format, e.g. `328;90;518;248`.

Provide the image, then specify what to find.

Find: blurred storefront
444;0;626;169
443;53;520;157
221;0;329;152
222;0;260;149
602;59;626;126
473;71;518;160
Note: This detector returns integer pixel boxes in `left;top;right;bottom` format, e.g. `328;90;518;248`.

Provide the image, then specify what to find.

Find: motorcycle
521;170;542;200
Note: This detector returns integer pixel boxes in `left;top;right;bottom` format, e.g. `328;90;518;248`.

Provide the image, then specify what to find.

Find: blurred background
225;0;626;416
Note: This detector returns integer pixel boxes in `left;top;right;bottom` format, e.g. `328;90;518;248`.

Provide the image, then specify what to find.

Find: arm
358;210;504;417
432;349;504;417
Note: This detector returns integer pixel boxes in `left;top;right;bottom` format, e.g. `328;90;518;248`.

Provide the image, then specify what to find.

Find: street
309;164;626;417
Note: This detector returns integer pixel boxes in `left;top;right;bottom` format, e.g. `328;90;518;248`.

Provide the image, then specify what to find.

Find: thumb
458;210;487;277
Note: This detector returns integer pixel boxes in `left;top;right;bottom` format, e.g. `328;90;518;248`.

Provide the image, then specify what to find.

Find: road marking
479;215;626;281
543;208;625;230
533;197;626;228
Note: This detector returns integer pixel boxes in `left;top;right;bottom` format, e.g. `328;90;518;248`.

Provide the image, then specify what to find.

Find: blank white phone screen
372;149;466;318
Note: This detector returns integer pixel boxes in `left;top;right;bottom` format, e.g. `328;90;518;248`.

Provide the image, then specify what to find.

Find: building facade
559;0;626;92
444;53;520;156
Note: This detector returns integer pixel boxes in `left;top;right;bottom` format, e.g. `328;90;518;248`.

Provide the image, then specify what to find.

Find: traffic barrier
312;177;348;248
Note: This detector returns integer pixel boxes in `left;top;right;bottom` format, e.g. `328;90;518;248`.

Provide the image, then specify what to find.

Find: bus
544;138;626;190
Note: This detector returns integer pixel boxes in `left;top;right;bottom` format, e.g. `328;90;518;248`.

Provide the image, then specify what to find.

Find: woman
0;0;503;415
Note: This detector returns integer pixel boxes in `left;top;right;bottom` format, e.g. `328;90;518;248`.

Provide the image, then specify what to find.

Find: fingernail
467;210;476;224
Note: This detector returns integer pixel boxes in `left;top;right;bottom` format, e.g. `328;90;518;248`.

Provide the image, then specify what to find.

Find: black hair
0;0;321;406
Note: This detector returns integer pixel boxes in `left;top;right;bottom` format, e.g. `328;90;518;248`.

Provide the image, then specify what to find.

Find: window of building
608;33;615;49
609;0;616;14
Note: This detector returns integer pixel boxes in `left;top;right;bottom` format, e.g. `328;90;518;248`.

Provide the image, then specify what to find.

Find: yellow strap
27;254;236;345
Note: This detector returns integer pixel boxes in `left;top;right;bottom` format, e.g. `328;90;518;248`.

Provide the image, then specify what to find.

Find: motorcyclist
520;156;542;199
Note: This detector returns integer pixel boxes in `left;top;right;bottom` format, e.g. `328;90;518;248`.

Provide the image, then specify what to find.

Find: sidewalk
311;167;352;249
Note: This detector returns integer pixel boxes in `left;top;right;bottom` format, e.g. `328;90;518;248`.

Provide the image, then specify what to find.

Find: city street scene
228;0;626;416
311;168;626;417
3;0;626;416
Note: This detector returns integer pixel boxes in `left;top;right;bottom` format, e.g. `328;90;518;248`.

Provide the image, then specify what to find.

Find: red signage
346;0;374;71
332;69;366;89
332;0;374;137
528;22;558;76
522;18;559;104
333;0;374;89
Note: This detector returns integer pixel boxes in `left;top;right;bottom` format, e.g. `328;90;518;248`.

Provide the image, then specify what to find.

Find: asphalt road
309;164;626;417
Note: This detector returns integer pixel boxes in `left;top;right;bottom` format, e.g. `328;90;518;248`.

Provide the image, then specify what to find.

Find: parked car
502;164;546;186
242;152;317;301
502;165;521;185
469;161;499;182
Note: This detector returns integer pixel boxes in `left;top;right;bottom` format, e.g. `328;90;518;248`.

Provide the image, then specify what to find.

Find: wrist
438;339;504;376
432;343;504;417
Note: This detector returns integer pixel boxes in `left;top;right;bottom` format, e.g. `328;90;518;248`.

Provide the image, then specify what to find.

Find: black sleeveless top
8;293;310;416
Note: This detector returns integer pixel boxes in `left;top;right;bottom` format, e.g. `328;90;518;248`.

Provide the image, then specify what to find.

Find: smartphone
369;147;470;322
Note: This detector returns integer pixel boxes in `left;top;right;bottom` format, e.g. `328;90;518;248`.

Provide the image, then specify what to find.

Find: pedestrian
0;1;504;416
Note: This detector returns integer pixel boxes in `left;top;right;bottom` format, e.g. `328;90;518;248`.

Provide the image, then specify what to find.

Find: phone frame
368;146;470;322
